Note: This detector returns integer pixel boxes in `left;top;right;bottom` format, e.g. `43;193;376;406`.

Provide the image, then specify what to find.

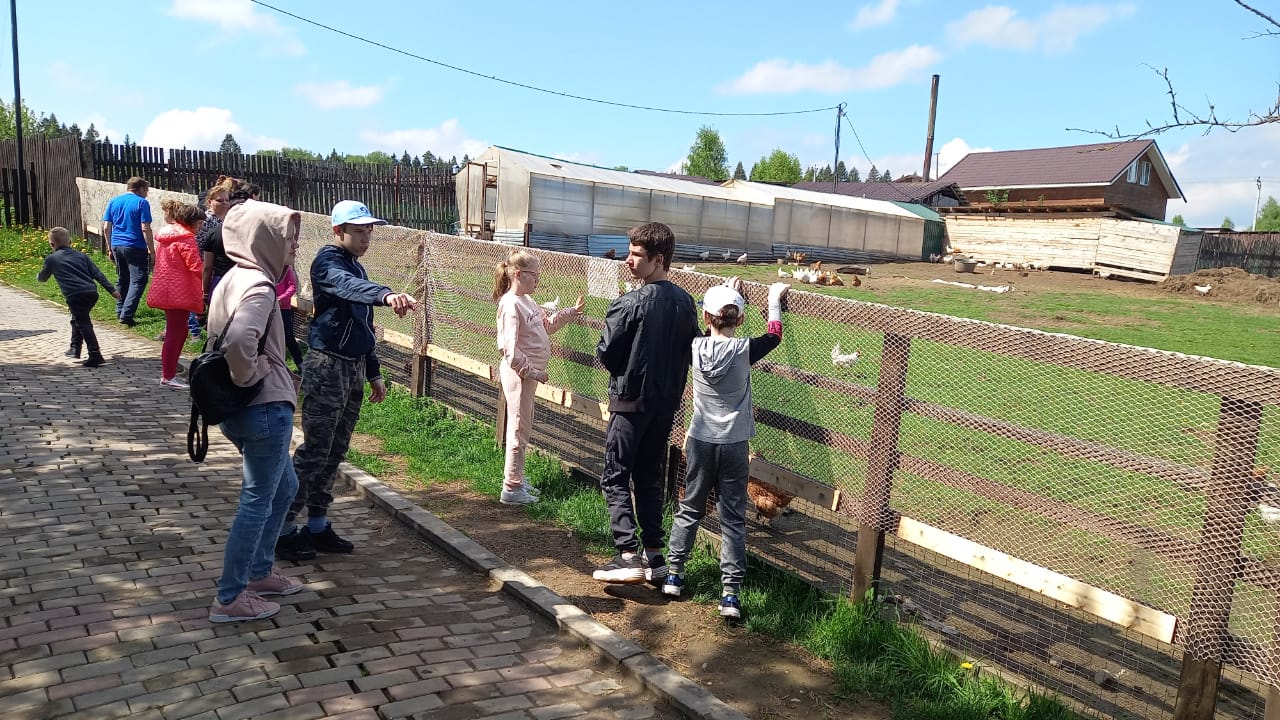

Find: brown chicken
602;248;616;259
746;453;797;524
851;275;862;287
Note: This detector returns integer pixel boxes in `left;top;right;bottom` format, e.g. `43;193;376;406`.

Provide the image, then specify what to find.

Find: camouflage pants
290;350;365;523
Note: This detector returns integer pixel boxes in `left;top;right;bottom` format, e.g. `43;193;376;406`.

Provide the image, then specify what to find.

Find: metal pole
922;74;940;181
1255;177;1263;231
832;103;844;192
10;0;26;225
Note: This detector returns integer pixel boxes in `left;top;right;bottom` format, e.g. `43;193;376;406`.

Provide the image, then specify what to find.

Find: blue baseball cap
330;200;387;227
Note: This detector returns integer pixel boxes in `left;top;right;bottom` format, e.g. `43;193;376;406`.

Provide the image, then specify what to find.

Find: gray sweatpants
290;350;365;524
667;437;749;591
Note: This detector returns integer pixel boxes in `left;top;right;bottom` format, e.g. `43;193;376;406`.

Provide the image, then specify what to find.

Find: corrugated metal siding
771;243;907;265
529;232;588;255
587;234;629;258
493;229;525;246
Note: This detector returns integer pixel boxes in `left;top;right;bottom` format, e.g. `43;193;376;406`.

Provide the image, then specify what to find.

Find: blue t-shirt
102;193;152;249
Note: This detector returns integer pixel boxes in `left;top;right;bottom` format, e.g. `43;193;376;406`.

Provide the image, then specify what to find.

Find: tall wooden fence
86;143;457;232
1196;231;1280;277
0;135;84;232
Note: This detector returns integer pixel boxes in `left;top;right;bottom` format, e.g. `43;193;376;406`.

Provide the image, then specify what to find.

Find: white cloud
719;45;941;95
848;0;900;30
359;119;487;161
663;158;687;174
946;4;1135;54
1164;124;1280;228
294;81;384;110
167;0;305;56
937;137;993;176
79;113;126;145
140;107;285;153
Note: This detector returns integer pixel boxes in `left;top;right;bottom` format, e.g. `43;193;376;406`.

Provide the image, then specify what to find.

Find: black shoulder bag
187;281;277;462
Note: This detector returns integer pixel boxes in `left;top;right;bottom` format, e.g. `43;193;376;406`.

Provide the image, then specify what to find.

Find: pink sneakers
209;591;280;623
246;572;304;597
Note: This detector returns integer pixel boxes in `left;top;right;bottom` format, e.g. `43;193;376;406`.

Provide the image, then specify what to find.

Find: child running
493;250;583;505
662;278;789;620
37;227;120;367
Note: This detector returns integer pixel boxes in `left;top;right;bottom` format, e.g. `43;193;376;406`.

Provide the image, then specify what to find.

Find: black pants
599;405;677;554
280;308;304;366
66;292;101;355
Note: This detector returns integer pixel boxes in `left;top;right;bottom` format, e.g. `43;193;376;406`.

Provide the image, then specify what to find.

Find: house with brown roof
936;140;1184;220
789;180;969;208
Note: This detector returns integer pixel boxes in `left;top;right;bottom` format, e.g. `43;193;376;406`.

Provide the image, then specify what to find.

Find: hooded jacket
146;223;204;313
688;325;782;444
595;280;699;413
207;199;300;409
307;244;393;381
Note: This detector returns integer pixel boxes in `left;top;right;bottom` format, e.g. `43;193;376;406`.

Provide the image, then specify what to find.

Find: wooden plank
897;516;1178;643
381;328;414;349
748;457;841;511
426;343;494;381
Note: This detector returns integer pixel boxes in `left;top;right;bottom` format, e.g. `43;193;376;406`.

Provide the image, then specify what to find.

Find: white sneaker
522;480;541;497
500;487;539;505
160;377;190;389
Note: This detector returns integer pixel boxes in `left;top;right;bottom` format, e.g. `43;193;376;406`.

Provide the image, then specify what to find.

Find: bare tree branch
1070;0;1279;139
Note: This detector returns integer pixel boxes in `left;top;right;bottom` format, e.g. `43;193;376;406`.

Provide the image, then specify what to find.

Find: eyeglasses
519;269;540;278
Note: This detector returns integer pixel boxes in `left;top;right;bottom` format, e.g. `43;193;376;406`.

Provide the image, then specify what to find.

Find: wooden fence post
408;241;431;397
851;332;912;601
1172;396;1262;720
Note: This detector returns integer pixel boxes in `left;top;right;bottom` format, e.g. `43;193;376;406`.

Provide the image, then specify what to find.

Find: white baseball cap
702;285;745;315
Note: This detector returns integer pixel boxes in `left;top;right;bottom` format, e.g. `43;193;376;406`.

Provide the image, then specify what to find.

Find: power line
250;0;838;118
841;113;919;203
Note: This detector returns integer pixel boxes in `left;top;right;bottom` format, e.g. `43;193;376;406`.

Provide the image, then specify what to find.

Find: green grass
0;227;205;356
349;386;1080;720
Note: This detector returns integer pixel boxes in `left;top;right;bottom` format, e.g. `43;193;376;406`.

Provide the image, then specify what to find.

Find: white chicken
736;252;749;265
682;264;698;271
792;268;819;284
540;296;561;312
1194;284;1212;295
721;249;733;261
832;343;861;367
777;268;791;278
699;250;711;260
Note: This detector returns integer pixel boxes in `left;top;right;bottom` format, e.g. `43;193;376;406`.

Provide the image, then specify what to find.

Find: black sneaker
275;529;317;562
304;524;354;554
592;554;646;584
120;318;137;328
64;347;81;358
81;355;106;368
644;554;669;588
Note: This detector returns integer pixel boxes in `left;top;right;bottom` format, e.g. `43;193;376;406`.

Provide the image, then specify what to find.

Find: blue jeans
112;245;150;322
216;401;298;604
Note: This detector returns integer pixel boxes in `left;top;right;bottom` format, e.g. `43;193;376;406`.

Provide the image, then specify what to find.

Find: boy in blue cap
277;201;417;561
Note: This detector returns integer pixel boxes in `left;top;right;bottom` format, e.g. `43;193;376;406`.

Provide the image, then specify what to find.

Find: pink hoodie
496;291;577;376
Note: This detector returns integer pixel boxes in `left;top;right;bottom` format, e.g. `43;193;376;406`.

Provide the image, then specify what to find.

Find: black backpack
187;281;277;462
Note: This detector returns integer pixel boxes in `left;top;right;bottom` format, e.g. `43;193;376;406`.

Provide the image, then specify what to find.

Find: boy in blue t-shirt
100;176;154;326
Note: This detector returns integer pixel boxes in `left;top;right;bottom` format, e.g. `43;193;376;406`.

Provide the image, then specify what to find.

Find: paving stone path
0;284;673;720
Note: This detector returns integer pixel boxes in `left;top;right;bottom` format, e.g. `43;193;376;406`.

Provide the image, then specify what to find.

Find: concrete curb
332;460;749;720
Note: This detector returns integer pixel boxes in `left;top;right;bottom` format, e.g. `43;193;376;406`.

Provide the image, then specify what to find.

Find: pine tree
327;148;342;162
400;150;412;165
867;165;880;182
84;123;100;143
835;161;849;182
816;165;834;183
219;133;242;155
881;168;893;182
733;161;746;180
848;166;860;183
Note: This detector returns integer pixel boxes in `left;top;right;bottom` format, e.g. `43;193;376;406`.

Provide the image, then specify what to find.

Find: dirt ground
347;433;891;720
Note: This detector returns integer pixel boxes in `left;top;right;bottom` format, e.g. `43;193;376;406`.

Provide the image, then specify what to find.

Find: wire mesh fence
295;228;1280;720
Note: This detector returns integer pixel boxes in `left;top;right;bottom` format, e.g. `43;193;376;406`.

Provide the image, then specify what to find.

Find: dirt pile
1158;267;1280;306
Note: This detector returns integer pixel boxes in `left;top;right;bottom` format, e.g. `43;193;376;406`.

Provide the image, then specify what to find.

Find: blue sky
8;0;1278;228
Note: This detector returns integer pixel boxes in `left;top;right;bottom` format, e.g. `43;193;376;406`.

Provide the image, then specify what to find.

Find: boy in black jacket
37;227;120;367
592;222;699;585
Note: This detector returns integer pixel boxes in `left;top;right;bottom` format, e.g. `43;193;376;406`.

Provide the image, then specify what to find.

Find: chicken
722;249;734;261
682;264;698;272
810;260;823;271
736;252;749;265
1096;269;1112;280
851;275;862;287
791;268;818;284
540;296;560;312
699;250;711;260
1194;284;1212;295
602;248;616;259
832;343;861;367
1255;467;1279;524
777;268;791;278
816;271;843;286
776;258;785;265
746;453;797;525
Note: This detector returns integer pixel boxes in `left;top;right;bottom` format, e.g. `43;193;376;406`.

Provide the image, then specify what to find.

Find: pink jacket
276;266;297;307
496;292;576;377
146;223;204;313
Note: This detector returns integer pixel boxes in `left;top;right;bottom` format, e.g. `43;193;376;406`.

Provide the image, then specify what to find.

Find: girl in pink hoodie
147;200;205;388
275;265;304;366
493;250;583;505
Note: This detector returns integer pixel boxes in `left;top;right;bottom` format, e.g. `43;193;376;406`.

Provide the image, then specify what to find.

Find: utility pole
832;103;845;193
1254;177;1262;230
922;74;940;181
9;0;26;225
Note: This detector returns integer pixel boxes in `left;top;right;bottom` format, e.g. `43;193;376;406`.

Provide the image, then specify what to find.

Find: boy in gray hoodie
662;279;789;619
